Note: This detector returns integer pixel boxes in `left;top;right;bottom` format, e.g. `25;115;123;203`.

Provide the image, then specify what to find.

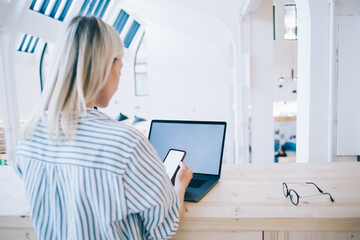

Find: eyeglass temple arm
300;192;335;202
325;192;335;202
306;182;324;193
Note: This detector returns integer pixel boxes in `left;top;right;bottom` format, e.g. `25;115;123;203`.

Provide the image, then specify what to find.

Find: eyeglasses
282;182;335;205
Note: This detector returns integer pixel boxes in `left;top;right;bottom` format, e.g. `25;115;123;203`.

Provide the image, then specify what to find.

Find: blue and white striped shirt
13;109;180;240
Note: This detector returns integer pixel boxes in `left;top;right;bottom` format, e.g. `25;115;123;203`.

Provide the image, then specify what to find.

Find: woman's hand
174;162;193;189
173;162;193;220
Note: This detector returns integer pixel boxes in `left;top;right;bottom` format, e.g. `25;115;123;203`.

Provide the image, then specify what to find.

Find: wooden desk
175;162;360;240
1;162;360;240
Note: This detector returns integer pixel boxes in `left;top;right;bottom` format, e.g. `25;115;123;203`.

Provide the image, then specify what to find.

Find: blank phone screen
163;150;185;180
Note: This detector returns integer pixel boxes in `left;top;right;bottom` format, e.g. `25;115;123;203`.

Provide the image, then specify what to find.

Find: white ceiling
172;0;262;26
0;0;263;29
0;0;263;48
0;0;14;9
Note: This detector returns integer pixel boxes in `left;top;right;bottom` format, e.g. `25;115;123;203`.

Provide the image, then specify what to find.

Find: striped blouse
13;109;180;240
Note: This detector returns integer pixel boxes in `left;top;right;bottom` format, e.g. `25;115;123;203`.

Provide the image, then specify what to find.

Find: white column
295;0;311;162
0;29;20;163
250;0;274;163
327;0;336;162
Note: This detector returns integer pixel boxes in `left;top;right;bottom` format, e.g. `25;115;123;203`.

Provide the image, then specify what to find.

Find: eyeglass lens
289;189;299;205
282;182;289;197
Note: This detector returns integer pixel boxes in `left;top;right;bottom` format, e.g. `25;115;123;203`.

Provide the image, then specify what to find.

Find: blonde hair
24;16;124;140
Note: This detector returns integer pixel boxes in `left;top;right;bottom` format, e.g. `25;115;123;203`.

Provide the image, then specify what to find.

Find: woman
13;16;193;239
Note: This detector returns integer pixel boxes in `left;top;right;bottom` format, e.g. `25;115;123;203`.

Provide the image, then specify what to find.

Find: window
124;21;140;48
40;42;54;91
134;33;148;96
113;10;129;34
284;4;297;40
17;33;40;53
29;0;73;21
113;10;141;48
78;0;110;18
113;9;145;94
273;5;276;40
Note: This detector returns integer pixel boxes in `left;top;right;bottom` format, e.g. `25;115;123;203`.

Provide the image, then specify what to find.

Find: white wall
336;16;360;156
296;0;360;162
14;51;42;119
106;25;231;122
249;0;274;163
100;0;235;163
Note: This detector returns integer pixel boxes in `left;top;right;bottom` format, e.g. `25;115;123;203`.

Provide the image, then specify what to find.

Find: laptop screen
148;120;226;175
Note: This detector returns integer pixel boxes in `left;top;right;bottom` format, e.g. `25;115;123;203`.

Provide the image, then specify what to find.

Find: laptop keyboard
188;178;207;188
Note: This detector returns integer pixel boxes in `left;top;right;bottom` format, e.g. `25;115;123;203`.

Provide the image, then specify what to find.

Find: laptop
148;120;227;202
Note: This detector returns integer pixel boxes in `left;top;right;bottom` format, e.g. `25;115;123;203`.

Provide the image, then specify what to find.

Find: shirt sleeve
123;134;180;239
12;149;23;179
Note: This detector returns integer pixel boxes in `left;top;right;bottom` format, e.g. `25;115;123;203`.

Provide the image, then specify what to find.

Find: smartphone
163;149;186;182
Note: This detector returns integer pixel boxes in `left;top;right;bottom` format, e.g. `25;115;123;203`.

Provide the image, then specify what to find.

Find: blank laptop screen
148;121;226;175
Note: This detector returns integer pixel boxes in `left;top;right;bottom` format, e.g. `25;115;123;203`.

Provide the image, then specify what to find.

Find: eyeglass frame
282;182;335;205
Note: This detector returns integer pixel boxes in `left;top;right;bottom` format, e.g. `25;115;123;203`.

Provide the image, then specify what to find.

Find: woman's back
14;109;180;239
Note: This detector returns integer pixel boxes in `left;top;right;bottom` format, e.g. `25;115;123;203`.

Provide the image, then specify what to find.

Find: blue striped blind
49;0;62;18
30;37;40;53
23;35;34;52
79;0;110;18
29;0;73;22
113;10;129;34
124;21;140;48
17;34;40;54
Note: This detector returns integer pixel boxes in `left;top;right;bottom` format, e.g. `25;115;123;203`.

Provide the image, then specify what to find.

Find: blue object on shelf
118;113;128;121
133;116;146;124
